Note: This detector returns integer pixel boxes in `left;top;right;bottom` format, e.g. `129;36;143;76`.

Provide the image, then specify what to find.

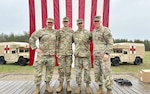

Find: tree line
0;32;150;51
114;39;150;51
0;32;29;43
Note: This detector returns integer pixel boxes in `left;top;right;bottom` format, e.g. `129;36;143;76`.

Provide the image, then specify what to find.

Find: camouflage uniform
29;27;57;85
73;28;91;84
57;21;74;83
74;19;92;94
92;21;114;90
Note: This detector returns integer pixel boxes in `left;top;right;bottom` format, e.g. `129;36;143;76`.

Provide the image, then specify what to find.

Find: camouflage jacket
29;28;57;56
92;26;114;57
73;29;92;57
57;27;74;56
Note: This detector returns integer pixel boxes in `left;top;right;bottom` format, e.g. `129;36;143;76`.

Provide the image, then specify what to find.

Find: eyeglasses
78;23;83;24
48;22;53;23
94;21;100;22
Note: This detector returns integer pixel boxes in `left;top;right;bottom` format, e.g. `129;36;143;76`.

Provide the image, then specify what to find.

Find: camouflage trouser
94;56;112;89
75;57;91;84
33;55;55;85
58;55;72;82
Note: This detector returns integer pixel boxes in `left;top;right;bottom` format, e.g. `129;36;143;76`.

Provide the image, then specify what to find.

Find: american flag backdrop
28;0;110;67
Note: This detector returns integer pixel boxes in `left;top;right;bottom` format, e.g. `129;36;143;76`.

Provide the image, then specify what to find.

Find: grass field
0;51;150;76
112;51;150;74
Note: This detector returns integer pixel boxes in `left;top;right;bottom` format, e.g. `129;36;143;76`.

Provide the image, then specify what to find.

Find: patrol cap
63;17;69;22
46;18;54;23
94;16;101;21
77;19;83;24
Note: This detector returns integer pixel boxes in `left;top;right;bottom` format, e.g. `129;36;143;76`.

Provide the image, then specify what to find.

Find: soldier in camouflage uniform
56;17;74;93
73;19;91;94
92;16;114;94
29;18;57;94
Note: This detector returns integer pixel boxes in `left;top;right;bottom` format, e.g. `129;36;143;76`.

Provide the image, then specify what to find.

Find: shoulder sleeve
69;28;74;33
29;30;41;50
103;27;114;54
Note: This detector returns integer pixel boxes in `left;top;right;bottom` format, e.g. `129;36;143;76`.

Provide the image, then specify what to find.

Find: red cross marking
130;45;136;54
4;45;10;53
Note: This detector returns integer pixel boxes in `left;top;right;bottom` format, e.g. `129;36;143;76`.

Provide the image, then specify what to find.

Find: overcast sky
0;0;150;40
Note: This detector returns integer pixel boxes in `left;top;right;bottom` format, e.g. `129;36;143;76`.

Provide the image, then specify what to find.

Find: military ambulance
110;43;145;66
0;42;29;66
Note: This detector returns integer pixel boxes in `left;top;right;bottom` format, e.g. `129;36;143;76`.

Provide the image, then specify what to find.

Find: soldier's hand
103;54;109;62
35;48;42;54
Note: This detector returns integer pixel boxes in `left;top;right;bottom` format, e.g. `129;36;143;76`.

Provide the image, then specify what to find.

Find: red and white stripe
29;0;110;67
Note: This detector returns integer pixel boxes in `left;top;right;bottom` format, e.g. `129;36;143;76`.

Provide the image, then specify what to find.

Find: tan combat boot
95;85;104;94
33;85;40;94
66;81;71;92
86;84;91;94
45;82;52;93
75;84;81;94
107;89;112;94
56;82;63;92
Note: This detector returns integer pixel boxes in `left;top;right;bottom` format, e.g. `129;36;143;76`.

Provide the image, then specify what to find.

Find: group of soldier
29;16;114;94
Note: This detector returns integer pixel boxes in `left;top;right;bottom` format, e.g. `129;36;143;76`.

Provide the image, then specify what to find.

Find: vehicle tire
18;57;27;66
111;58;120;66
134;58;141;65
0;56;6;64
